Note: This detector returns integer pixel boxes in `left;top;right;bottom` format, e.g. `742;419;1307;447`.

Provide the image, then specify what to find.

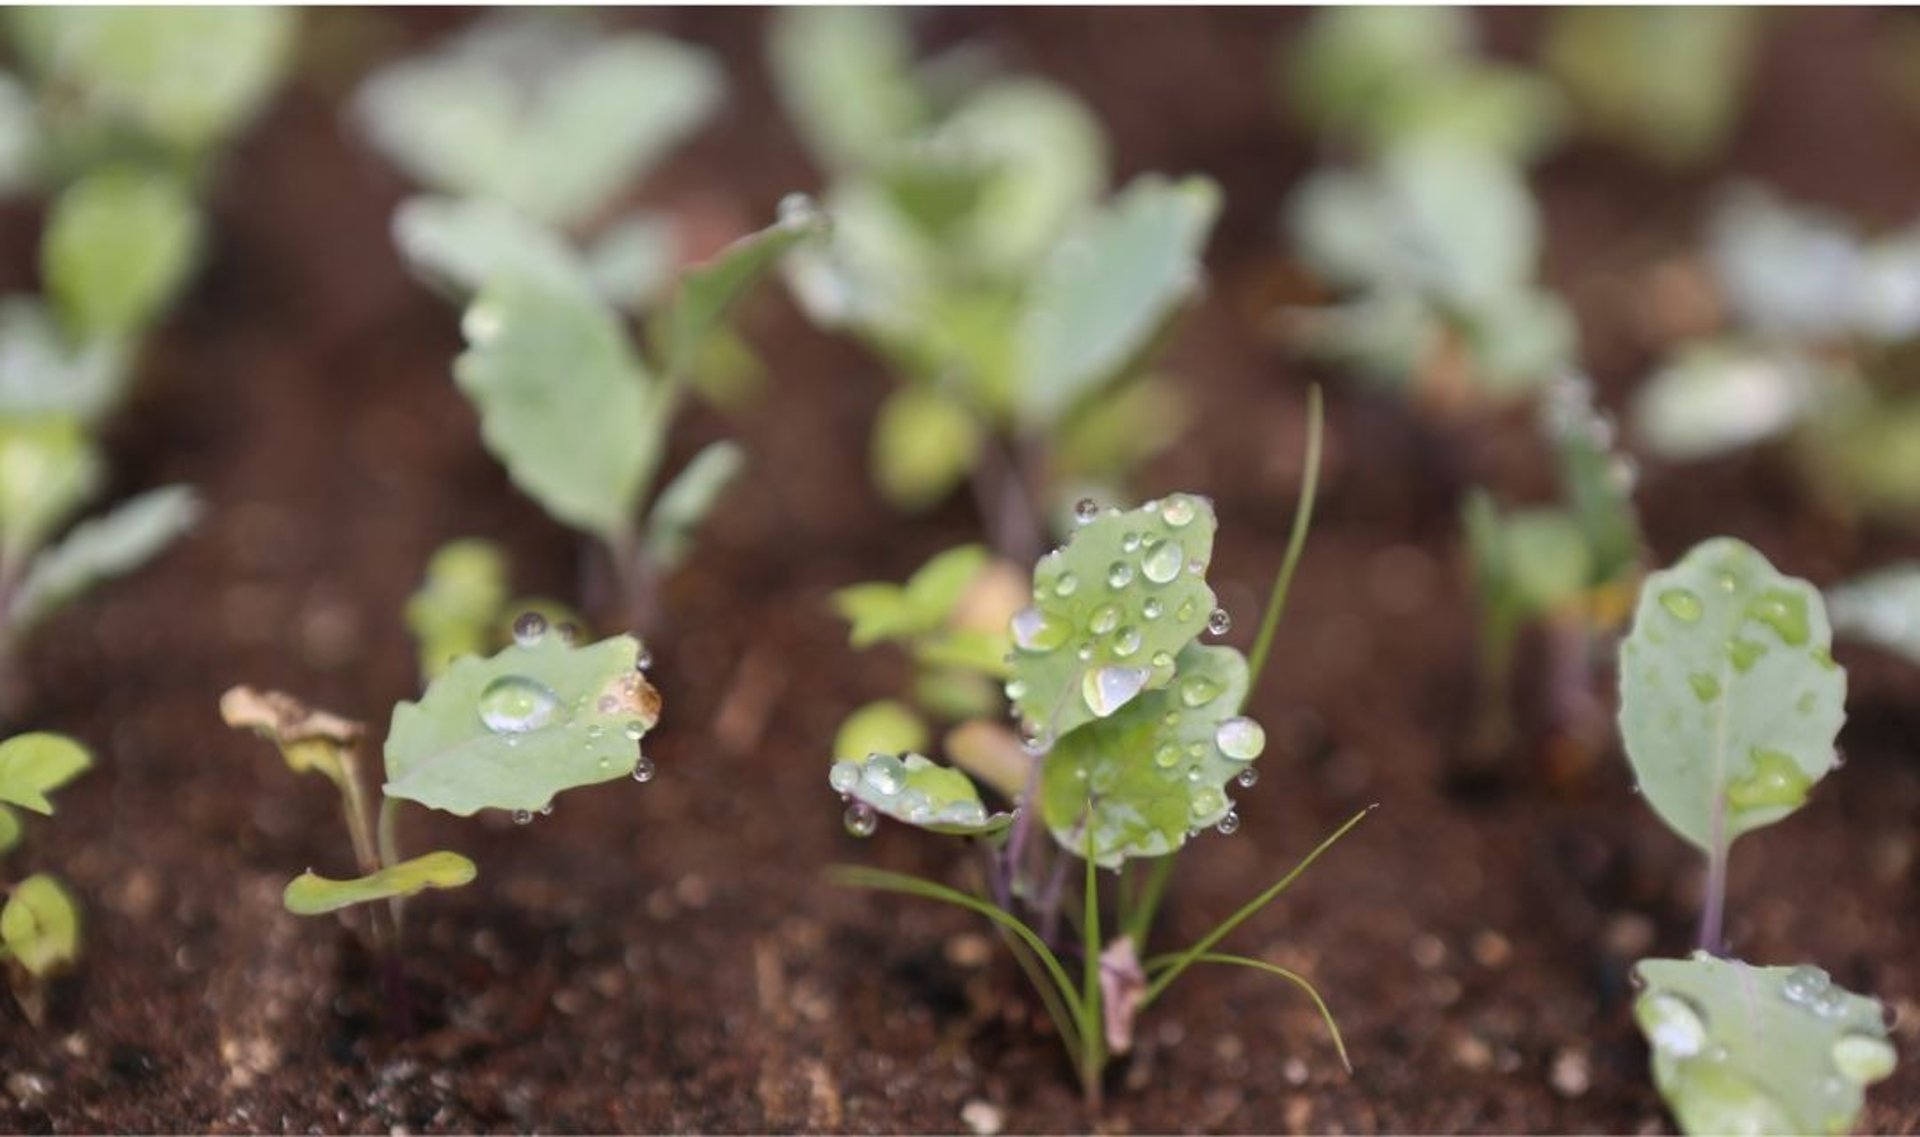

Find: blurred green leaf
1054;377;1187;484
0;804;18;856
768;6;927;172
833;699;930;761
828;751;1012;835
1631;341;1821;461
0;297;130;421
586;212;677;314
384;631;658;816
1828;562;1920;667
283;850;477;916
0;732;90;815
938;79;1108;274
1541;375;1641;585
43;167;202;342
912;668;1002;722
7;484;200;634
656;204;828;384
0;74;39;194
870;384;981;512
0;872;78;977
392;194;591;301
0;416;101;563
834;544;990;648
405;538;510;681
643;440;744;574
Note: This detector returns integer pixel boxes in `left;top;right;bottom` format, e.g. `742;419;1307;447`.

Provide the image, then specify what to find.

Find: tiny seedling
771;7;1220;561
222;620;660;1026
830;396;1363;1111
1459;375;1642;779
0;731;91;1024
1617;538;1898;1134
404;537;588;682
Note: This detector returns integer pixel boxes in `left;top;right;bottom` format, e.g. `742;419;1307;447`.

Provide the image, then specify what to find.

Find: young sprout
222;623;660;1028
0;732;91;1024
1617;538;1898;1133
404;537;588;682
831;395;1363;1112
770;8;1219;562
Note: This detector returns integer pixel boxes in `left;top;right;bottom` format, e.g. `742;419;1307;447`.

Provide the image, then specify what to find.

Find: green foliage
385;629;659;817
1827;562;1920;666
353;12;722;229
42;167;202;343
1618;538;1843;854
0;872;77;978
6;485;201;636
833;700;930;761
0;297;128;422
835;544;993;649
0;732;90;997
405;538;510;681
0;416;101;563
829;751;1012;835
1635;953;1896;1135
0;731;91;814
284;851;478;917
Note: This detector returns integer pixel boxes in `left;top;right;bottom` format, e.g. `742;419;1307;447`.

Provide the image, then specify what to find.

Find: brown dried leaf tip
595;670;664;731
220;686;366;745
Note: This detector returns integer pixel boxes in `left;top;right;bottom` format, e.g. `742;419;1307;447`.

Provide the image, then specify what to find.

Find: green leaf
1617;538;1845;854
455;276;651;544
1054;377;1187;484
0;416;102;562
1828;563;1920;667
656;204;829;384
1041;644;1258;867
643;441;744;574
938;79;1108;275
1010;493;1218;741
833;700;929;761
43;167;202;342
1499;508;1593;615
7;484;201;634
1014;175;1220;427
1634;952;1896;1136
384;631;660;816
8;7;294;153
1630;341;1820;461
828;751;1012;835
0;873;78;977
0;74;38;194
282;850;478;916
405;538;510;681
833;544;990;648
0;297;131;421
352;14;722;227
766;6;926;172
1543;375;1642;585
1706;186;1864;344
0;733;90;815
586;212;678;314
0;804;19;856
870;384;981;511
392;195;592;302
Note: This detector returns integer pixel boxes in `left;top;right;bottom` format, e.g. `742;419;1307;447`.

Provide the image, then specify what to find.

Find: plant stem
1699;837;1729;955
1078;845;1105;1115
1246;386;1325;702
971;428;1047;566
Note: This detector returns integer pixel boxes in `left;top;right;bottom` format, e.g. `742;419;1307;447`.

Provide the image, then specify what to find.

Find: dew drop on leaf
1082;665;1150;718
1141;539;1183;584
843;801;877;837
1074;497;1100;524
1237;767;1259;788
1090;603;1121;635
1012;607;1070;652
1180;675;1220;707
554;622;579;646
1206;608;1232;636
632;756;656;783
1639;991;1709;1058
1215;717;1265;761
1215;809;1240;835
1107;560;1134;588
1054;572;1079;598
828;761;860;794
512;611;549;646
1142;597;1163;620
479;675;560;734
1112;626;1141;657
1660;588;1705;624
513;809;533;825
1161;497;1196;527
636;648;654;671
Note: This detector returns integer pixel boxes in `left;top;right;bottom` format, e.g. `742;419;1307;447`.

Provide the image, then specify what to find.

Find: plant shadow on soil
3;8;1919;1134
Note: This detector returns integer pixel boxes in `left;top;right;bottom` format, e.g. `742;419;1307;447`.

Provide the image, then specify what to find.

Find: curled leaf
283;850;478;916
219;685;364;784
827;751;1011;836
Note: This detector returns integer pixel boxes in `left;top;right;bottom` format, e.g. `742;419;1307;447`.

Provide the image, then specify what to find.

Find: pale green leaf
1542;375;1642;585
1011;493;1217;741
1054;377;1187;484
1617;538;1845;854
8;484;200;634
405;538;510;681
1634;952;1896;1136
656;204;829;384
1497;508;1593;615
43;167;202;342
1014;175;1220;427
1827;563;1920;667
1631;341;1820;461
353;14;722;226
0;74;39;195
870;384;981;511
384;632;660;816
0;732;90;815
392;194;590;302
643;440;744;574
939;79;1108;274
0;416;101;563
1042;644;1259;868
455;277;651;544
283;850;477;916
833;544;990;648
0;872;78;976
1706;186;1865;343
828;751;1012;835
912;669;1000;722
833;700;930;762
766;6;926;171
1465;287;1578;395
0;296;130;421
1289;7;1476;139
586;212;677;313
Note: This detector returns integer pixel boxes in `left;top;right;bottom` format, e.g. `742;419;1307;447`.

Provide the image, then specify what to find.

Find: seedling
771;7;1220;561
830;396;1363;1111
222;620;660;1026
1617;538;1898;1133
1459;375;1642;780
0;731;91;1024
404;537;586;682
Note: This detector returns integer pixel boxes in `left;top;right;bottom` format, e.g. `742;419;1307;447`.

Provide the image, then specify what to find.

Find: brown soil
3;8;1919;1134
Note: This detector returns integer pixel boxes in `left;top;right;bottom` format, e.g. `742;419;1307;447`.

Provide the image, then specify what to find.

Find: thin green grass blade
1143;950;1351;1073
1247;385;1325;698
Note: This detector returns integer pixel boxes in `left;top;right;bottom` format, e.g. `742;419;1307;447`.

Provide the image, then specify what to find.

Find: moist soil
3;8;1919;1134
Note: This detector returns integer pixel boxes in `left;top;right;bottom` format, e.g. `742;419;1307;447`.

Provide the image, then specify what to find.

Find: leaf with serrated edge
0;733;91;816
1011;493;1217;741
283;851;478;916
643;440;744;574
1634;952;1896;1136
8;485;200;634
1617;538;1844;854
1041;644;1259;867
828;752;1012;835
385;632;659;816
455;276;651;544
0;873;79;976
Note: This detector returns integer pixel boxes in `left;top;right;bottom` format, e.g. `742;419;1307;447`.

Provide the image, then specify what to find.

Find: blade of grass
1246;384;1325;701
996;922;1087;1064
1142;950;1351;1073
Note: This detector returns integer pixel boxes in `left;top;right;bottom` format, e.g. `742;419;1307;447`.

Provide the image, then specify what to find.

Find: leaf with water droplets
0;872;78;978
828;751;1012;836
1618;538;1844;854
1634;952;1896;1136
385;632;660;816
6;485;201;636
0;733;91;816
282;851;478;917
1010;493;1217;740
1041;644;1260;868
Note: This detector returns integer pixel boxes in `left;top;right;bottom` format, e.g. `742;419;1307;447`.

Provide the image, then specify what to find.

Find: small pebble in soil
1449;1031;1494;1072
1284;1095;1314;1132
1410;933;1447;970
944;932;994;968
5;1071;50;1107
1283;1056;1310;1086
1550;1047;1592;1098
1471;929;1512;969
1602;912;1656;959
960;1100;1004;1137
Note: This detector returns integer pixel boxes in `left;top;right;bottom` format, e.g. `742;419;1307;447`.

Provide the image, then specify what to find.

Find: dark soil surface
3;8;1919;1134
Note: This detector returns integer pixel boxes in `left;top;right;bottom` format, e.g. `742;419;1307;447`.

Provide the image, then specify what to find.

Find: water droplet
632;756;655;783
1053;573;1079;598
479;676;561;734
861;753;905;795
1121;531;1142;553
554;622;580;645
844;801;878;837
1180;676;1220;707
1190;786;1225;817
512;611;548;646
829;762;860;794
1207;608;1232;636
1112;627;1142;657
1831;1033;1897;1085
1748;589;1811;646
1638;991;1709;1058
1215;717;1265;761
1161;497;1197;527
1107;561;1134;589
1153;743;1181;769
1176;600;1197;622
1237;767;1259;788
1082;665;1150;717
1143;597;1163;620
1076;642;1094;662
777;192;822;228
1151;650;1174;669
1074;497;1100;524
1727;748;1811;812
1005;679;1029;700
623;720;645;742
1141;540;1183;584
1728;638;1766;673
636;648;654;671
1781;965;1832;1008
1660;589;1704;624
512;809;533;825
1090;603;1121;635
1215;810;1241;836
1012;607;1070;652
1689;672;1722;702
539;801;554;816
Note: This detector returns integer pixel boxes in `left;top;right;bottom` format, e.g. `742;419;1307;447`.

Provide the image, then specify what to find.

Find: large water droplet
844;801;878;837
1191;786;1225;818
622;720;645;742
1215;717;1265;761
1727;749;1810;812
1831;1032;1897;1085
1142;597;1163;620
1660;589;1704;624
861;753;906;796
1207;608;1232;636
1781;965;1831;1007
1083;665;1150;717
1012;607;1070;652
777;192;823;228
1180;676;1220;707
512;611;548;646
1161;497;1197;527
1053;573;1079;598
1639;991;1709;1058
1153;743;1181;769
1142;540;1183;584
829;761;861;794
479;676;560;734
1112;627;1142;657
631;756;655;783
512;809;533;825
